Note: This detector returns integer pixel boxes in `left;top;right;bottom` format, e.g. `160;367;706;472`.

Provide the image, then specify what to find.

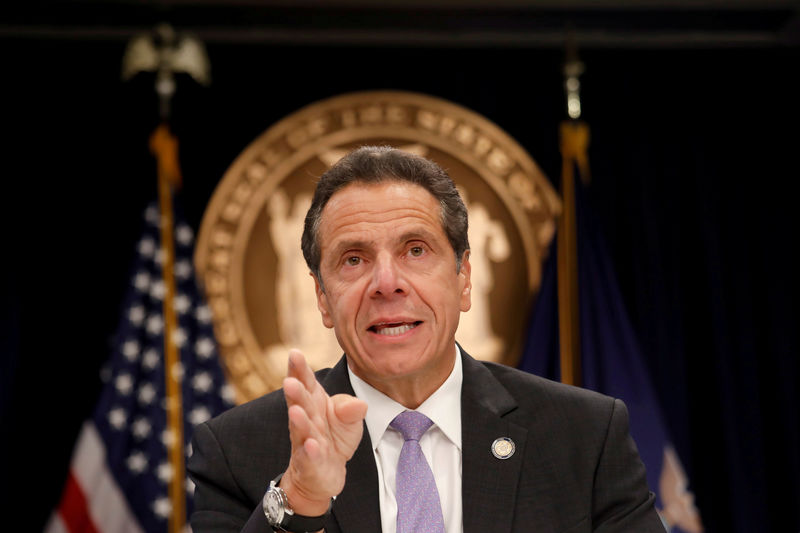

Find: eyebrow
328;230;438;259
330;239;373;259
397;230;437;245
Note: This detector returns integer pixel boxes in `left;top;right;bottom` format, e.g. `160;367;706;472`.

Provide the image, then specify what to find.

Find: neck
351;350;457;409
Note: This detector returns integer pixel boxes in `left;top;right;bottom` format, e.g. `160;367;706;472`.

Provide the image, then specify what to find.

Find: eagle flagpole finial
121;22;211;120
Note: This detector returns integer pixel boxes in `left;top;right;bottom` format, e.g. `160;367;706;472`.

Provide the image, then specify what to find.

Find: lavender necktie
390;411;446;533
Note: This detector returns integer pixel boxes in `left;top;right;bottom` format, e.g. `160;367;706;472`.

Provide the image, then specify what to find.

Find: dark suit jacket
188;348;665;532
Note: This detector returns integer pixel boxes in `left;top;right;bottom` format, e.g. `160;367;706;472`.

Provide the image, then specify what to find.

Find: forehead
318;181;444;244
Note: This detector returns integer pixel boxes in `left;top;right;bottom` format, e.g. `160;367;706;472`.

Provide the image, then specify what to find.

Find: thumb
331;394;368;425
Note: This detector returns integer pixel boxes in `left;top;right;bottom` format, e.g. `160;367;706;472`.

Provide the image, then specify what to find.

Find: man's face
313;181;471;396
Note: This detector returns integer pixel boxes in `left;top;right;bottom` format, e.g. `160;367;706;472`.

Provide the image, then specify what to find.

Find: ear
458;251;472;312
313;272;335;329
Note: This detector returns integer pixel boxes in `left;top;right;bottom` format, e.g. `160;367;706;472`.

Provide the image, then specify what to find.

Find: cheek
327;283;366;324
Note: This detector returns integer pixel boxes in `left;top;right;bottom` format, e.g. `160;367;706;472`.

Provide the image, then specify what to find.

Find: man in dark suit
188;146;666;532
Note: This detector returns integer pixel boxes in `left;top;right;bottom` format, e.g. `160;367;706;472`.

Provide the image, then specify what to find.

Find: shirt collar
347;345;463;451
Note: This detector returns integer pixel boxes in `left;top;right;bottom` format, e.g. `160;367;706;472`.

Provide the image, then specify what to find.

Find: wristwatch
262;475;332;532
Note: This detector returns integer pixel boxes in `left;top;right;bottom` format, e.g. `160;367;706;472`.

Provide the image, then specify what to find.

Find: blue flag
45;199;235;533
520;170;703;533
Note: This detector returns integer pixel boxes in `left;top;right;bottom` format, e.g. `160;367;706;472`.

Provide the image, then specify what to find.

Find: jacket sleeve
592;398;667;532
188;421;267;533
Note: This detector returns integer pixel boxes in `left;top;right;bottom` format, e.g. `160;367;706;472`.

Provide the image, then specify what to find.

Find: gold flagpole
122;23;210;533
151;123;186;533
557;35;590;387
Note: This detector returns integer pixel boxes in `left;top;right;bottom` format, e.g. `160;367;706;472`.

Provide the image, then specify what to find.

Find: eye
345;256;361;266
409;246;425;257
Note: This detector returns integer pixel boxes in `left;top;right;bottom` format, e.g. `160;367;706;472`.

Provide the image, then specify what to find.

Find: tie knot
390;411;434;442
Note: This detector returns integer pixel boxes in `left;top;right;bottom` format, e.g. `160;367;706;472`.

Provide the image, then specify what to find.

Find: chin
355;353;420;379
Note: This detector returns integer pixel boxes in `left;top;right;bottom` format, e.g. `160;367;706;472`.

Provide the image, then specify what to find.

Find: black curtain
3;37;798;532
586;48;800;531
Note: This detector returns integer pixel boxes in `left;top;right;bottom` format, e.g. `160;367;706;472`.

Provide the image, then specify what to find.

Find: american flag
45;200;236;533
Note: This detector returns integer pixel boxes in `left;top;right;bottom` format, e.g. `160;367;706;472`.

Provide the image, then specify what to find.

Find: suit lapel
320;356;382;532
460;349;528;533
318;351;527;533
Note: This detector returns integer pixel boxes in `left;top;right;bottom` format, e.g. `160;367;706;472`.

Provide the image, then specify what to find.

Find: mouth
368;320;423;337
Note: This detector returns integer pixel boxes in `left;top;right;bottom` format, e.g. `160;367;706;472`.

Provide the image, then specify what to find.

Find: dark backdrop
2;5;799;532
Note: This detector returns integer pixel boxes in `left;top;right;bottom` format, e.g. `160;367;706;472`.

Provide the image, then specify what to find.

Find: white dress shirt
347;346;464;533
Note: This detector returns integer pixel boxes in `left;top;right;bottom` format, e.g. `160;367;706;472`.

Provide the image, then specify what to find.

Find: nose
369;251;407;298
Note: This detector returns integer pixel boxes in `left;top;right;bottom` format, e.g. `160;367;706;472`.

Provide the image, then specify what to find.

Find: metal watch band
264;474;332;532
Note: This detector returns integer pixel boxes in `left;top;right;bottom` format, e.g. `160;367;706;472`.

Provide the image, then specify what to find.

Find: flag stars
174;294;191;314
132;417;152;439
195;305;212;324
149;280;166;301
157;462;174;483
175;224;194;246
144;205;160;225
152;497;172;519
162;428;176;448
108;407;127;430
69;201;235;531
189;406;211;426
126;451;148;474
122;340;140;361
171;328;188;348
195;337;215;360
221;384;236;405
138;383;157;405
192;372;213;393
142;348;160;370
128;305;146;326
133;272;151;292
115;374;134;396
171;362;185;382
174;260;192;280
146;314;164;335
138;237;156;257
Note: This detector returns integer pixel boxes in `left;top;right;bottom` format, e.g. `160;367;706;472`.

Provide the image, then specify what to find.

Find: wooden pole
557;120;590;386
150;123;186;533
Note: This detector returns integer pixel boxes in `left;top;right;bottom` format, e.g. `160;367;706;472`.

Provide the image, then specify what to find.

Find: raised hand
279;349;368;516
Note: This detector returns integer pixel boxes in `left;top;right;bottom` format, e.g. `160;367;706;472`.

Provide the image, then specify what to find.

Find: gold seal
194;90;560;404
491;437;516;459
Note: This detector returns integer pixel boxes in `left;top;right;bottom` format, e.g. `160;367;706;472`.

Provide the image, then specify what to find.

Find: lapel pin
491;437;515;459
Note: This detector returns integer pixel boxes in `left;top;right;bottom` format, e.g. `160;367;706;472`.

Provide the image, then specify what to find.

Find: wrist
278;471;334;517
263;474;332;533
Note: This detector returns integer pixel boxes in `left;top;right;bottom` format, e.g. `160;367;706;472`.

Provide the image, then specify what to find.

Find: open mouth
368;321;423;336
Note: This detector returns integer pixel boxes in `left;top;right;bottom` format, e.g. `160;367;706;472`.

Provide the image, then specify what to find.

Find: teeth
375;323;417;336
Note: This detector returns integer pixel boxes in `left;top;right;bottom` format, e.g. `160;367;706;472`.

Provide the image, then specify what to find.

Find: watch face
264;489;284;525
